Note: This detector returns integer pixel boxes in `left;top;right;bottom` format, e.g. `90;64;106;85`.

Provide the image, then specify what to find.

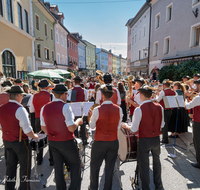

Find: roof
82;40;96;47
68;33;79;43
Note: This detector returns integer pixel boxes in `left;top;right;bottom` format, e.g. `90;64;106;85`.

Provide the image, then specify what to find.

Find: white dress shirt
156;88;177;103
40;98;75;127
134;91;142;105
185;95;200;110
86;82;95;88
130;100;165;133
96;88;121;105
89;100;123;130
0;100;33;134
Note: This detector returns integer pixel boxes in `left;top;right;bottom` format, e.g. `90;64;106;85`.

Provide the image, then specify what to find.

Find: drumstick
19;128;22;142
82;113;85;119
38;130;42;134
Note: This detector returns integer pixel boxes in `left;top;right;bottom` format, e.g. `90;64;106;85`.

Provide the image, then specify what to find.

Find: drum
118;128;138;162
29;134;48;151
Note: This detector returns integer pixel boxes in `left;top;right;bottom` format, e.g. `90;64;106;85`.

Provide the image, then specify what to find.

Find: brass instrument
95;70;104;85
70;72;75;78
187;91;198;102
125;75;134;108
183;79;194;85
87;103;100;123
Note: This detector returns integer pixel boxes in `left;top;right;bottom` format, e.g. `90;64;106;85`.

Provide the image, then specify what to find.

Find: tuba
96;70;104;85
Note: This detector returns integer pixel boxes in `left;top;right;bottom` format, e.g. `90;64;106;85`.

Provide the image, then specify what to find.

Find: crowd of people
0;71;200;190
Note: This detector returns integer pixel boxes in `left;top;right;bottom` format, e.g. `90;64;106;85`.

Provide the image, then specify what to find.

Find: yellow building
112;56;117;75
0;0;34;79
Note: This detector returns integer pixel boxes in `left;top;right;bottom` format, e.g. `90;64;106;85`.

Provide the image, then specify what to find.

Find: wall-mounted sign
134;62;140;66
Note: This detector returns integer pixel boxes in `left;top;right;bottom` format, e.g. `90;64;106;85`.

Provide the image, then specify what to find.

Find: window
143;26;146;37
193;0;200;5
62;55;64;64
154;42;158;57
139;50;141;60
61;36;64;46
72;43;74;50
139;30;141;40
166;4;172;22
36;15;39;30
6;0;13;23
65;39;67;48
44;48;49;60
164;37;170;54
2;50;16;78
52;50;54;60
57;54;60;63
37;44;41;58
51;29;53;40
17;3;23;29
0;0;3;16
24;10;29;33
44;23;47;36
195;26;200;46
56;32;59;44
155;13;160;29
17;71;28;80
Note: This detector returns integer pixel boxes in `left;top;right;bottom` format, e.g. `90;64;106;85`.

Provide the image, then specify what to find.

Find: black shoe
175;135;179;138
37;161;43;165
161;140;169;144
191;163;200;168
50;162;54;166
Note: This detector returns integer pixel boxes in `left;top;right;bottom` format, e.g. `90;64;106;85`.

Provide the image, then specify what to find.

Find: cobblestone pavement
0;125;200;190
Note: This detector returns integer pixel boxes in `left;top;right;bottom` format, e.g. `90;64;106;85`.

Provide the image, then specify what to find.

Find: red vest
129;91;139;116
193;105;200;122
88;82;96;89
0;102;28;141
0;93;9;106
159;89;176;110
43;101;75;141
100;88;118;105
71;86;85;102
33;91;50;118
139;102;162;138
95;104;120;141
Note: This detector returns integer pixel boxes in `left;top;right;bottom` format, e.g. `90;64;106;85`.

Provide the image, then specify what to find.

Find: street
0;126;200;190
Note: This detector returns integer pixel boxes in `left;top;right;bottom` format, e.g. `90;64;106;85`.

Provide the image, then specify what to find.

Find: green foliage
158;61;200;82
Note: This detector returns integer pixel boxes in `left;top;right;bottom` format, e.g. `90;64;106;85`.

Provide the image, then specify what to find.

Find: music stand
163;96;186;158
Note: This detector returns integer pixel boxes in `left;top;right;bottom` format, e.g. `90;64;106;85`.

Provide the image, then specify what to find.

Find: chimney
119;54;122;58
109;49;112;53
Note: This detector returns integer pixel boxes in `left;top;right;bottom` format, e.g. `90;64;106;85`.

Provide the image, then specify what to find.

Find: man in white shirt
122;85;164;190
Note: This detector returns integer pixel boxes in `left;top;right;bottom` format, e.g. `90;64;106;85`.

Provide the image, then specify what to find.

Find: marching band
0;71;200;190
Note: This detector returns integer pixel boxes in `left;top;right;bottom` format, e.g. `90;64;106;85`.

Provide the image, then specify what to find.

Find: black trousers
90;140;119;190
3;139;32;190
162;110;172;142
34;118;53;163
49;140;81;190
138;137;162;190
193;122;200;165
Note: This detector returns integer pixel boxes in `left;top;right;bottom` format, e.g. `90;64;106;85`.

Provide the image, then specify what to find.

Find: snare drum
29;134;48;151
118;128;138;162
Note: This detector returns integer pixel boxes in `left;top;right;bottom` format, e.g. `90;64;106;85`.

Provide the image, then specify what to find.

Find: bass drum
118;128;138;162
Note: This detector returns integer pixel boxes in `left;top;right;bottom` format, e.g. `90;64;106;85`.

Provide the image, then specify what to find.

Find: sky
48;0;146;58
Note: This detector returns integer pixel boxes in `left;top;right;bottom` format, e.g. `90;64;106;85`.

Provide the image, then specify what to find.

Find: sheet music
176;95;185;108
67;89;71;101
83;102;94;116
69;102;82;116
163;96;178;108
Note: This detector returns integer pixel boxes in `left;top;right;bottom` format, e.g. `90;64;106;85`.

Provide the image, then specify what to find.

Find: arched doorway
2;50;16;78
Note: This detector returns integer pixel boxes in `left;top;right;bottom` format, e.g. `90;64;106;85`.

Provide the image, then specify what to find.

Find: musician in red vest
0;85;38;190
96;72;121;106
122;85;164;190
0;80;12;106
85;76;96;89
185;79;200;169
89;84;123;190
71;75;88;144
40;84;83;190
156;79;176;144
29;79;54;165
127;77;144;121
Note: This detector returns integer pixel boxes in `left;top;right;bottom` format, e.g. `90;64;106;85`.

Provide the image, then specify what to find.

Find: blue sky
48;0;146;57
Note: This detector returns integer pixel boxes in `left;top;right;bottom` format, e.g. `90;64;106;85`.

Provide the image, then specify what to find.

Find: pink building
49;5;69;70
108;51;112;74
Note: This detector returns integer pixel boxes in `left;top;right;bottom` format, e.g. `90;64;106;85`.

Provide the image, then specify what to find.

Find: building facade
32;0;56;70
116;56;121;75
149;0;200;74
0;0;34;79
108;51;113;74
120;56;127;76
96;48;109;73
84;40;96;75
112;55;117;75
68;33;79;71
49;4;68;70
126;2;150;77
